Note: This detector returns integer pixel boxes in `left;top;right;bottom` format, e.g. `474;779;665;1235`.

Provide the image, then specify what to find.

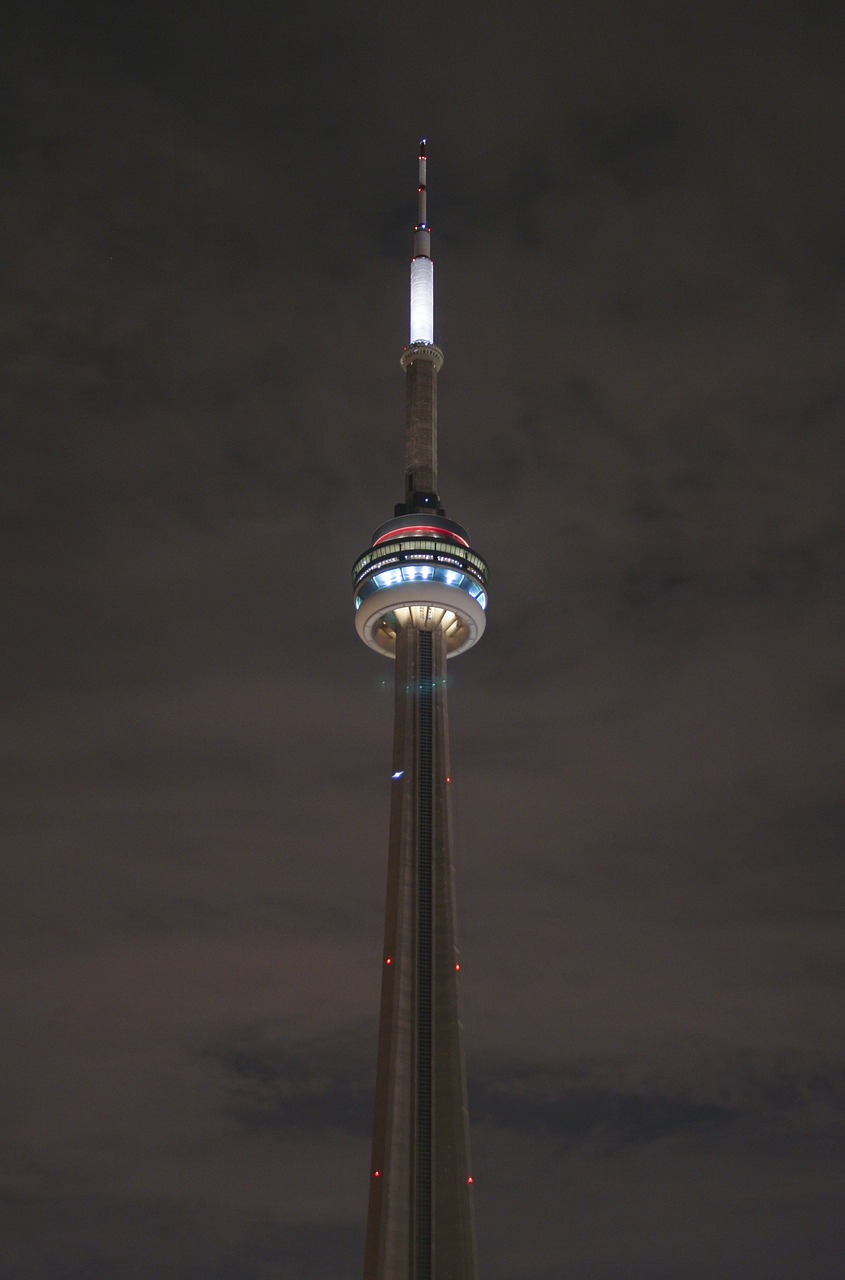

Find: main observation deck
353;513;489;658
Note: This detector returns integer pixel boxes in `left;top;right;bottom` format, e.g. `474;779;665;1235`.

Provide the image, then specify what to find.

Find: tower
353;142;489;1280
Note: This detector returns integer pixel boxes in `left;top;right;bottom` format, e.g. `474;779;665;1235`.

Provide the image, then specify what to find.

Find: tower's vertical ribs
416;629;434;1280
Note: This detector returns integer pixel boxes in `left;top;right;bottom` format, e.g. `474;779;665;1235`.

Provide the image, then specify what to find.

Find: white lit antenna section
410;139;434;345
410;259;434;345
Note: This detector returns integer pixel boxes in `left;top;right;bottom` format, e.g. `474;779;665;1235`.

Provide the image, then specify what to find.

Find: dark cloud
474;1077;735;1150
213;1024;374;1137
472;1051;845;1145
575;103;685;193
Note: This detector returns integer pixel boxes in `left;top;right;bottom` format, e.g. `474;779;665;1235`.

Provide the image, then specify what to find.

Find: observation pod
352;513;490;658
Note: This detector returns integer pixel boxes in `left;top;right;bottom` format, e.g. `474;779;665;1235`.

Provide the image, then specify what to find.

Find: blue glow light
392;770;404;779
356;564;488;611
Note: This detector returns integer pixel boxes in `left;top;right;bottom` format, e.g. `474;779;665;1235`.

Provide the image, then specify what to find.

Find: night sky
3;2;845;1277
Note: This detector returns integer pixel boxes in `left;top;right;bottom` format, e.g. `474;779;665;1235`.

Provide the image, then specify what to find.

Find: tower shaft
403;347;441;508
364;623;478;1280
355;141;487;1280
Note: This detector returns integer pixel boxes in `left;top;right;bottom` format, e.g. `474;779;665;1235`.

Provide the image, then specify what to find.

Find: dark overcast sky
3;1;845;1277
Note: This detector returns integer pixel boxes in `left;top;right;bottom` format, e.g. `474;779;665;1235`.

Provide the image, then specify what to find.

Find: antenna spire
410;138;434;344
415;138;428;248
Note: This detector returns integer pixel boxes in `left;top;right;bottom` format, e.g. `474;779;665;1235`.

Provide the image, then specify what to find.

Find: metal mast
352;141;489;1280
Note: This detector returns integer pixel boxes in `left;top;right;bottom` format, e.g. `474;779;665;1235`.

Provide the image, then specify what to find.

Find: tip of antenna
419;138;427;157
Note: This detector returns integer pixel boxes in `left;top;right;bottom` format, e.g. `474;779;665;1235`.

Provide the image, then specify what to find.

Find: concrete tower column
402;343;444;509
353;141;488;1280
363;622;478;1280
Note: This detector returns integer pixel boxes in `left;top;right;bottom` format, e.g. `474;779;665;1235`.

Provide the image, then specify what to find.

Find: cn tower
353;142;488;1280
